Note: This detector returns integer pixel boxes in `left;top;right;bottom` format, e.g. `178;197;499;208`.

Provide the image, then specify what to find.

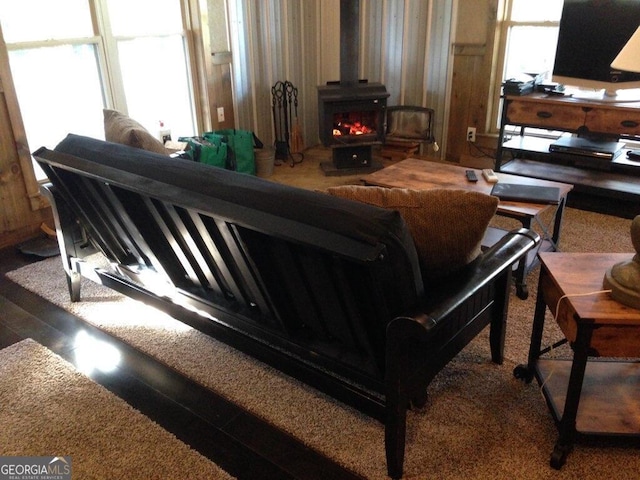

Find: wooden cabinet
501;93;640;135
584;107;640;136
495;93;640;210
504;99;586;131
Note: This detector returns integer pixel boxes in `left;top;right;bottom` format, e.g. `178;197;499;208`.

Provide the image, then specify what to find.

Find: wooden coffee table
514;252;640;469
362;158;573;299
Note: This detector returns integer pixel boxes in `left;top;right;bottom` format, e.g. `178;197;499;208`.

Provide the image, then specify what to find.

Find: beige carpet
6;204;640;479
0;338;234;480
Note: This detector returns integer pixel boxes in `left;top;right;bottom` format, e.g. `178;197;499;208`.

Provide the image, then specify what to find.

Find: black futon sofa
34;134;539;479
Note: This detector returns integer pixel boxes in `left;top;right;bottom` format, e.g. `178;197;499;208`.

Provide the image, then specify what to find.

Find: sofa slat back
34;135;424;385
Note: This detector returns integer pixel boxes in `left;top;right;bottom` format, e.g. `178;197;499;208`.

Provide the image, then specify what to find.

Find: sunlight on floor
78;294;196;332
74;330;121;374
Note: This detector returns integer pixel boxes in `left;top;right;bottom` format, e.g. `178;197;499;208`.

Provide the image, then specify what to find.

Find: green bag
203;129;262;175
178;136;230;169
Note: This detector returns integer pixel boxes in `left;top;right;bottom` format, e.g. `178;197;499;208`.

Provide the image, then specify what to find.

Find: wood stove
318;81;389;168
317;0;389;172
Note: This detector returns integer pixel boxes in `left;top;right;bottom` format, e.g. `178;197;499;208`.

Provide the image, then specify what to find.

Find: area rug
6;207;639;479
0;339;234;480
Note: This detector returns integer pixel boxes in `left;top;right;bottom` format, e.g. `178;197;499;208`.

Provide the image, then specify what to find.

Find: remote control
482;169;499;183
627;150;640;161
465;170;478;182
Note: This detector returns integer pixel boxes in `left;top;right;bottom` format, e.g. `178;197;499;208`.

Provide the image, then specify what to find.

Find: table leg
549;196;567;248
514;217;533;299
513;269;547;383
514;257;529;299
550;324;593;470
513;195;568;300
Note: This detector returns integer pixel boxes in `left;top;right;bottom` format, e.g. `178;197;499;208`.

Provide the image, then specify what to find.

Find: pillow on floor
325;186;498;280
103;109;168;155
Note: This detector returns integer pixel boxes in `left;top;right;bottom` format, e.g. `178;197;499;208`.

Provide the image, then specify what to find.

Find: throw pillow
103;109;168;155
325;186;498;280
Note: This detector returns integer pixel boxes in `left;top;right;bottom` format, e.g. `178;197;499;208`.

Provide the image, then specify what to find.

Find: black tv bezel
551;0;640;97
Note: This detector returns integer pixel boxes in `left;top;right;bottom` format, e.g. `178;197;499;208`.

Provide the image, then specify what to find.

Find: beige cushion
325;186;498;280
103;109;168;155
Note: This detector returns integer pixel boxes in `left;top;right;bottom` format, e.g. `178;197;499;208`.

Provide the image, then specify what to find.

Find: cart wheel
513;364;534;383
550;445;568;470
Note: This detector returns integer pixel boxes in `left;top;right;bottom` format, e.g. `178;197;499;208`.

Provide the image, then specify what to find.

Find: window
492;0;563;130
0;0;198;180
501;0;563;80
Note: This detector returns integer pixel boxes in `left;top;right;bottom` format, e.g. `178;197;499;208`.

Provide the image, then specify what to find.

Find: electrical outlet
217;107;225;123
466;127;476;142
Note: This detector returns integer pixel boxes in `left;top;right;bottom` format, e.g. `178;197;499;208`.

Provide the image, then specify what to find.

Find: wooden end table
362;158;573;299
514;252;640;469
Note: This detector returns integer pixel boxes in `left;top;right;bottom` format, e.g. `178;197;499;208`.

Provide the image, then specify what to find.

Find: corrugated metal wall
228;0;453;154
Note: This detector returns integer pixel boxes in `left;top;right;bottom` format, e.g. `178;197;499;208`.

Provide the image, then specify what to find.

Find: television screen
552;0;640;97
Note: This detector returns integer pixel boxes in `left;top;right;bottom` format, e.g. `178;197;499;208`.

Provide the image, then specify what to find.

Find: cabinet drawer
584;109;640;136
505;100;585;130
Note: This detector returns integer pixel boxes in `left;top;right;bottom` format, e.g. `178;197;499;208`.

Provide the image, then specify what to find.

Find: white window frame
490;0;561;134
2;0;206;184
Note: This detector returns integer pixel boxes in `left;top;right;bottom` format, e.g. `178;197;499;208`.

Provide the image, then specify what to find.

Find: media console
495;93;640;216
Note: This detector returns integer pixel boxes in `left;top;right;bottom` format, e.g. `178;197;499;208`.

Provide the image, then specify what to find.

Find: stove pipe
340;0;359;86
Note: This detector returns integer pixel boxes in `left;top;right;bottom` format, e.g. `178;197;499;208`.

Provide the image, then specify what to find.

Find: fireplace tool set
271;80;304;167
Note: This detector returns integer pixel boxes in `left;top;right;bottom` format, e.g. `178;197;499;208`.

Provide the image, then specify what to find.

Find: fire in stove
332;112;376;138
317;87;389;146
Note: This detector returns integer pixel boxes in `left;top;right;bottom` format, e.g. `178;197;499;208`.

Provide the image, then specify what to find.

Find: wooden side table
514;252;640;469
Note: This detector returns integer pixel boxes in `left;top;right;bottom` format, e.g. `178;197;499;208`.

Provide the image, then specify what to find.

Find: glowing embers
316;81;389;147
332;111;377;138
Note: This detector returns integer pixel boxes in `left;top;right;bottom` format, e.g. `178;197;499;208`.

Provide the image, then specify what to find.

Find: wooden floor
0;245;364;480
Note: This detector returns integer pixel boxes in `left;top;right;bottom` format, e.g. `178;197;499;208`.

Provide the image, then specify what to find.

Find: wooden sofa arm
416;227;539;329
387;227;539;372
384;227;539;479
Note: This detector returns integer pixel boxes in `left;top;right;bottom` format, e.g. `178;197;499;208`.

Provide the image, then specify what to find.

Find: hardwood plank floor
0;246;364;480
